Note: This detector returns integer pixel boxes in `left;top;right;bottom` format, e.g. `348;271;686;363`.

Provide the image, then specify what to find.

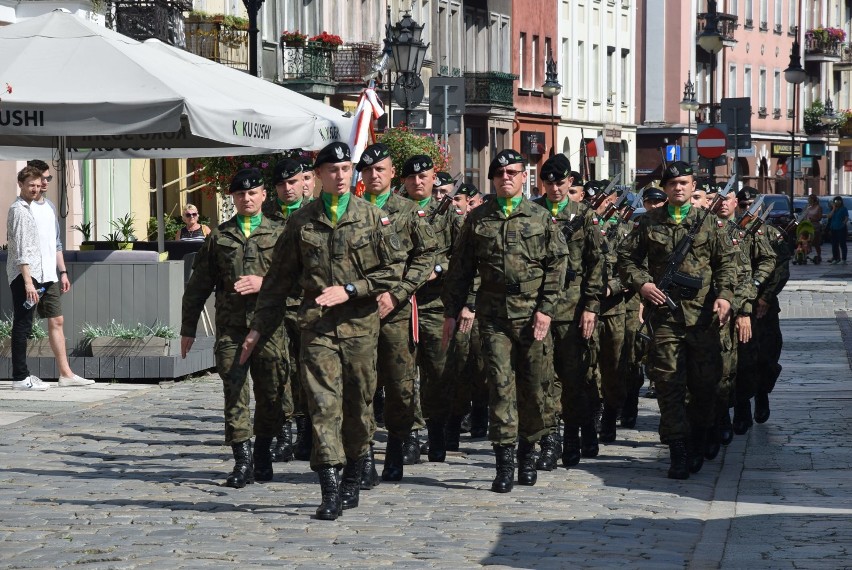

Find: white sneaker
12;375;50;391
58;374;95;387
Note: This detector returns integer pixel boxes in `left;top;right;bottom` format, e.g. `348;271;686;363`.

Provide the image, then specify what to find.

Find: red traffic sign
696;127;727;159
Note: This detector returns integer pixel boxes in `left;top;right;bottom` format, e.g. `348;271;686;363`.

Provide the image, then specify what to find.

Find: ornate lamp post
785;32;806;219
541;48;562;158
388;11;429;126
697;0;724;126
679;72;700;167
242;0;266;77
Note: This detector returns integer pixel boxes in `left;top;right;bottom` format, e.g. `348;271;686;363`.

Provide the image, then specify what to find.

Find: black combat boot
580;423;599;458
689;429;705;474
382;434;404;481
599;404;618;444
402;430;421;465
426;419;447;462
535;432;561;471
253;436;274;482
517;440;538;486
315;467;342;520
704;424;721;461
340;456;366;510
469;404;488;438
491;444;515;493
226;440;254;488
667;439;690;480
593;402;604;434
718;408;734;445
561;425;581;467
271;421;293;462
445;415;463;452
732;400;753;435
360;443;380;490
373;386;385;427
620;392;639;429
293;416;313;461
753;391;771;424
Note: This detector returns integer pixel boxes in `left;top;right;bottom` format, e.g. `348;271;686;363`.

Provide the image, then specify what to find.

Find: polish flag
586;135;606;158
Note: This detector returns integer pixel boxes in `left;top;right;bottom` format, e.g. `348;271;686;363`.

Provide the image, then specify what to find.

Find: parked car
818;196;852;239
759;193;793;228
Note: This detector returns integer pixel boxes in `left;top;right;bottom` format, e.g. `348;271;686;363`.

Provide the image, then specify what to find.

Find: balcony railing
109;0;191;47
840;121;852;138
185;16;248;71
464;72;518;108
696;12;739;46
837;43;852;66
279;42;381;83
804;31;844;58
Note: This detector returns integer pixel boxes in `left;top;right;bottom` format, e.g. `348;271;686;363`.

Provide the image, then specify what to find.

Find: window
788;0;796;32
578;41;586;99
744;0;753;26
606;46;614;104
697;62;710;106
787;82;794;116
728;0;737;16
562;38;570;96
759;68;767;111
519;32;526;86
744;65;752;99
774;69;781;114
759;0;768;28
620;48;630;105
592;44;599;101
774;0;782;28
729;64;737;97
531;35;539;89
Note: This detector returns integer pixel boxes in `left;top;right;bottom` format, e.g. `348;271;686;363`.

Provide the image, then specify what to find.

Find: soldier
617;161;735;480
533;155;604;469
299;155;316;201
443;149;568;492
355;143;436;482
452;183;479;213
434;171;455;202
567;171;585;203
241;142;404;521
180;168;286;489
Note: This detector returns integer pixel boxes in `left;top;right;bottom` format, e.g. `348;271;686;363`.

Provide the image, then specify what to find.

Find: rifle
588;172;623;210
736;195;765;230
745;202;774;238
621;194;641;222
426;178;461;225
638;174;736;342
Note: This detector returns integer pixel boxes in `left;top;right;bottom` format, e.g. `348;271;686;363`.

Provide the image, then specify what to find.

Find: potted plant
0;318;52;357
308;31;343;50
72;221;94;251
280;30;308;47
82;320;178;357
110;213;136;250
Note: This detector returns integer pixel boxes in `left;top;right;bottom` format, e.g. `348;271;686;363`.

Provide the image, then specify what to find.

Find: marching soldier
241;142;405;521
443;149;568;492
533;154;604;469
617;161;736;480
434;171;455;202
180;168;286;489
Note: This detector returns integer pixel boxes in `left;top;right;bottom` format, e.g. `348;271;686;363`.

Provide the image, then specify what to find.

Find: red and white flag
586;135;606;158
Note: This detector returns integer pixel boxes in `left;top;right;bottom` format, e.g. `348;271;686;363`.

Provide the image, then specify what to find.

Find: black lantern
541;48;562;158
388;11;429;125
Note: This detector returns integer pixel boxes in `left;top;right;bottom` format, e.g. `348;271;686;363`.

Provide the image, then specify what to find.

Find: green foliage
103;231;123;245
803;100;826;135
196;152;300;196
378;126;451;189
30;320;47;340
0;316;45;340
147;216;183;241
0;318;11;340
149;322;178;340
110;213;136;242
80;320;177;346
72;221;92;241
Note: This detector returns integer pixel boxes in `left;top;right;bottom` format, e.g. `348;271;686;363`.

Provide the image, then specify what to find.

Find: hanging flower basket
308;32;343;51
281;30;307;48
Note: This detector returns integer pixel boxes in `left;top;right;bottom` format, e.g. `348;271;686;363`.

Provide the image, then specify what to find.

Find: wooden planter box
0;338;53;358
89;336;176;357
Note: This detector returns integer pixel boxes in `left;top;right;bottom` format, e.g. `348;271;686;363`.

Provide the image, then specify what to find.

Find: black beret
540;154;572;183
569;171;583;185
273;159;303;184
736;187;759;202
660;161;694;182
456;183;479;197
642;187;667;203
583;180;604;198
705;181;725;195
355;143;391;171
314;142;351;168
401;154;434;177
695;178;712;192
298;155;314;170
487;149;525;180
229;168;264;193
434;171;454;187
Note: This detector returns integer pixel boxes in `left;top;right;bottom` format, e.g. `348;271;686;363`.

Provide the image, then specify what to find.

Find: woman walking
827;197;849;264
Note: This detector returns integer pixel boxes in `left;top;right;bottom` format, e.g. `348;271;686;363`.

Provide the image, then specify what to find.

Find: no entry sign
697;127;727;159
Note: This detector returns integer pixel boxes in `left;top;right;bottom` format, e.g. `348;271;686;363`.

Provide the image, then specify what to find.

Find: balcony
836;43;852;69
804;29;845;62
109;0;191;47
185;15;249;71
696;12;739;49
279;42;382;97
840;121;852;138
464;72;518;115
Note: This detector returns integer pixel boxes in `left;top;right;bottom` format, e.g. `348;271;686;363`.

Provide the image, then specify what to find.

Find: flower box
0;338;53;358
89;336;174;357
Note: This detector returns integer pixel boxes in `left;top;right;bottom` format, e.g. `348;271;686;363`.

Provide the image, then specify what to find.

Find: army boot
271;421;293;462
426;419;447;462
469;404;489;438
360;443;380;490
517;440;538;486
226;440;254;488
294;415;313;461
732;400;753;435
340;456;366;510
667;439;690;480
620;393;639;429
718;408;734;445
580;423;600;458
561;424;582;467
402;430;421;465
689;429;705;474
382;434;404;481
599;404;618;444
704;424;721;461
535;432;561;471
253;436;274;482
445;415;463;452
491;444;515;493
753;391;771;424
315;467;342;520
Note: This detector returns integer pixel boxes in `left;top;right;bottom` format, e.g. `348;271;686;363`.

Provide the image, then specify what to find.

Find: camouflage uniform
618;206;736;445
753;225;790;397
251;196;405;470
181;215;287;445
443;197;568;445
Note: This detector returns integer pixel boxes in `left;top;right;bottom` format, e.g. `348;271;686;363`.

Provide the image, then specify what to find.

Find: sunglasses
184;212;198;218
494;168;524;178
41;175;53;183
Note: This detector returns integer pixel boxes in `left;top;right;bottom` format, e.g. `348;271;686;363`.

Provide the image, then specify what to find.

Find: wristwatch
465;303;476;313
59;270;68;276
344;283;357;299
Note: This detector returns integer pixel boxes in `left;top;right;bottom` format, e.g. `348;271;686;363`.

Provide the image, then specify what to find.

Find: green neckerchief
417;197;431;208
667;203;691;224
544;197;569;216
606;216;619;225
496;195;523;216
277;197;302;218
366;191;391;210
236;213;263;238
321;191;351;226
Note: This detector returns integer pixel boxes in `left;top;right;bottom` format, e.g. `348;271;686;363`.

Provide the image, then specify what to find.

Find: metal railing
804;33;844;57
280;43;381;83
464;72;518;108
838;43;852;65
696;11;739;43
110;0;191;47
185;17;248;71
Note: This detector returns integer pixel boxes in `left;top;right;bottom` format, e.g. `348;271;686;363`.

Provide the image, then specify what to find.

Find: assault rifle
736;195;765;230
638;174;736;342
427;178;461;225
745;202;774;238
587;172;623;210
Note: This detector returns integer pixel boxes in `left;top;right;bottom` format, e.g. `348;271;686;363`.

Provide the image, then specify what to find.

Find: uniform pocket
351;234;380;274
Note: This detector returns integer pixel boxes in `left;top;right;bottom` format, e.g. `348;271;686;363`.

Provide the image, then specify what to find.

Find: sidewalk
0;263;850;568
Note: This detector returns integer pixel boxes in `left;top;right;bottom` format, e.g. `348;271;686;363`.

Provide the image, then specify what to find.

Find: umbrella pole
156;158;165;254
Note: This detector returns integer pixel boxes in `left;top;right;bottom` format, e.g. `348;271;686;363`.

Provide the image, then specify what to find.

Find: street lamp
679;71;700;167
542;48;562;158
388;11;429;126
821;97;839;129
785;34;806;220
697;0;724;126
242;0;266;77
